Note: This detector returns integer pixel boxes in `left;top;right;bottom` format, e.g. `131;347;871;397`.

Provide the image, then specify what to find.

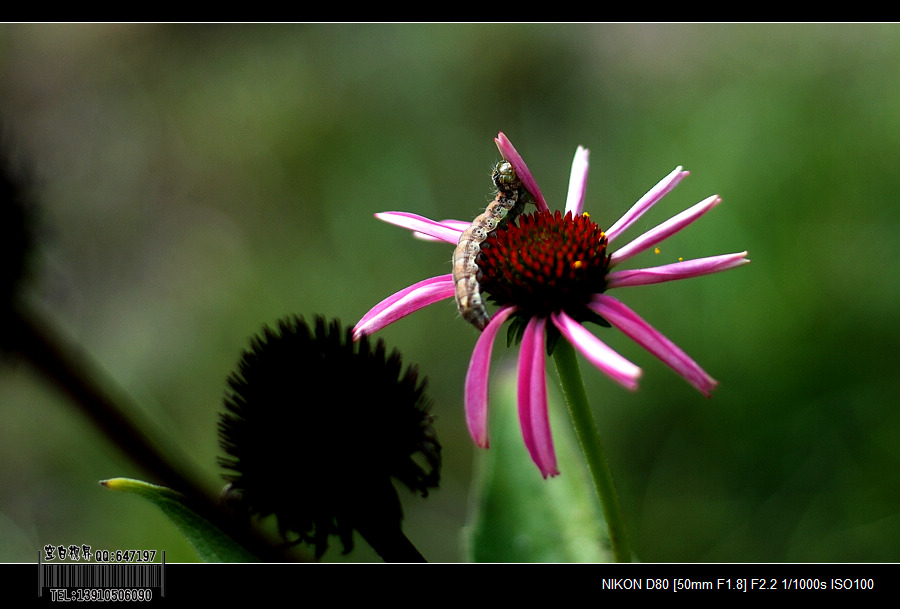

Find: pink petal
374;212;463;245
550;310;641;391
494;132;550;212
353;274;455;339
589;294;718;396
464;305;517;448
606;251;751;289
414;219;471;241
610;195;721;267
606;166;690;244
518;315;558;478
564;146;590;217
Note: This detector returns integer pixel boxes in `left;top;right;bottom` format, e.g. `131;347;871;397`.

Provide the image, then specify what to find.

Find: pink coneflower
354;133;748;478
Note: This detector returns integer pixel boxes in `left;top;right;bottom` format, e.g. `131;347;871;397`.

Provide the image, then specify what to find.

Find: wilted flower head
354;133;748;478
219;315;440;560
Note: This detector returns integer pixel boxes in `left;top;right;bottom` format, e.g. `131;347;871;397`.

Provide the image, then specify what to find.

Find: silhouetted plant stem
10;305;290;562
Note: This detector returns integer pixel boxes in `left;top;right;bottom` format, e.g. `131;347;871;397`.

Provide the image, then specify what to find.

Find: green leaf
463;363;612;562
100;477;258;563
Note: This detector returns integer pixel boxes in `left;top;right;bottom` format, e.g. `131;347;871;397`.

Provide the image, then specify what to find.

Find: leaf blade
100;477;258;563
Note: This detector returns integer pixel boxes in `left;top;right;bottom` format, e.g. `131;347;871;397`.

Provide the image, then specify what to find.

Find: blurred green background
1;23;898;563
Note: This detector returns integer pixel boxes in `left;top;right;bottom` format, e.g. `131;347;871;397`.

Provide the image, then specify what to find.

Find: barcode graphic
40;563;163;589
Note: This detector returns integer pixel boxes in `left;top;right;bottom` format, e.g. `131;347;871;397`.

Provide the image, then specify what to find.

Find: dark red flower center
478;210;610;320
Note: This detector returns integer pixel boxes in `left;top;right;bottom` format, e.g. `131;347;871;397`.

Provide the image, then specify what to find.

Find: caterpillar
452;160;533;330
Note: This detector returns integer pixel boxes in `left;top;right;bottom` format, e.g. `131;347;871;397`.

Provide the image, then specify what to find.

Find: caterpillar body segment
452;161;533;330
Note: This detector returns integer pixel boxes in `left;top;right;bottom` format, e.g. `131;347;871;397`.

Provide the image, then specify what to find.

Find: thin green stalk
552;338;631;563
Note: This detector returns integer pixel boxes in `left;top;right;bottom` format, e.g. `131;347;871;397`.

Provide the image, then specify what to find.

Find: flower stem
355;521;427;563
552;337;632;563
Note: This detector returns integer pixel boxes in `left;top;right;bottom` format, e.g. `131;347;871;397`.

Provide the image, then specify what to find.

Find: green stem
552;337;632;563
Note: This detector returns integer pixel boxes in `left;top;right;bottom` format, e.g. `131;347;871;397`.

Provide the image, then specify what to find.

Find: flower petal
494;132;550;213
589;294;718;396
413;219;471;241
464;305;517;448
550;310;641;390
374;212;463;244
518;315;558;478
564;146;590;217
606;166;690;244
606;251;751;289
609;195;721;267
353;274;455;339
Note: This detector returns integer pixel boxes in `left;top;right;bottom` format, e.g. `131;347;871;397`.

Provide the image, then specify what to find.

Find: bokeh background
1;23;898;563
